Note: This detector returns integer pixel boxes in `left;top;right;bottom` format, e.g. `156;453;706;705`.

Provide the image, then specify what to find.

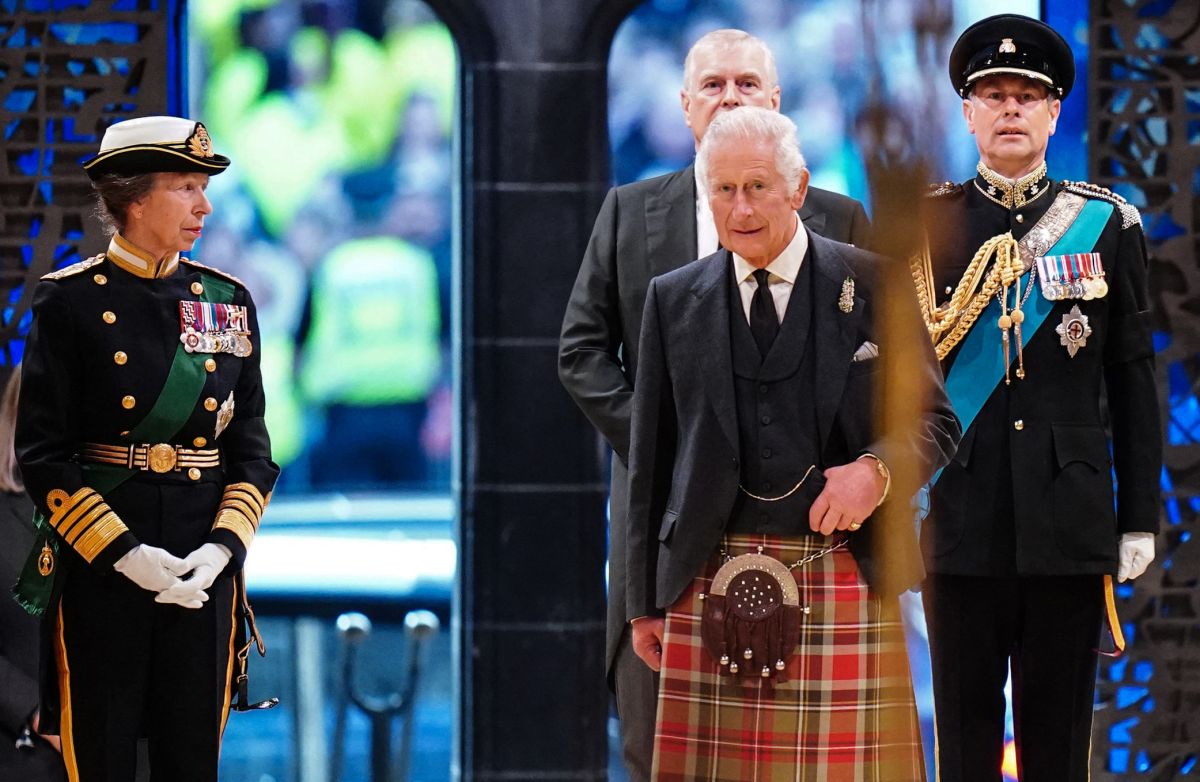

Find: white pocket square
852;341;879;362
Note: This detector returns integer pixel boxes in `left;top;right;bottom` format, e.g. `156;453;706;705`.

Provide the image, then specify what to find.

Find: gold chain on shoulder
909;233;1023;360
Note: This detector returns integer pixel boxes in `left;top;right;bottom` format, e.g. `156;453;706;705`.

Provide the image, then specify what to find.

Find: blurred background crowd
188;0;457;495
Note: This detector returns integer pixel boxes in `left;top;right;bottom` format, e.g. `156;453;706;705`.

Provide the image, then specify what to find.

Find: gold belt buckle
147;443;178;473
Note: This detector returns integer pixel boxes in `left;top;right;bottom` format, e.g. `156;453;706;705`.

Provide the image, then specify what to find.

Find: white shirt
694;168;720;258
732;218;808;324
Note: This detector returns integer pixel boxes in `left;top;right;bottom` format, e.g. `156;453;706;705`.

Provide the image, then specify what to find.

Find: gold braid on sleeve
908;232;1023;360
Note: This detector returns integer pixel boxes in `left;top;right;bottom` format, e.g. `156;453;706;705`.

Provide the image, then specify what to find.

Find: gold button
1015;214;1025;224
204;397;218;411
193;436;208;448
1014;419;1024;431
204;358;217;372
93;274;107;285
113;351;127;366
102;311;116;324
191;282;204;295
121;395;136;409
188;467;201;481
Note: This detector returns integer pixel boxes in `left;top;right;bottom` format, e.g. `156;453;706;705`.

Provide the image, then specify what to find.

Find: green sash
932;198;1113;485
13;273;234;615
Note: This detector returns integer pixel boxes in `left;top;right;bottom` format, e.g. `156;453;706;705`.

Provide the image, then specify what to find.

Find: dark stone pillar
434;1;640;778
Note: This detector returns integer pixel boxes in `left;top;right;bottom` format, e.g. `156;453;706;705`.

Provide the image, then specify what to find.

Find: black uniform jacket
921;173;1161;577
624;233;960;619
16;245;279;576
558;164;872;674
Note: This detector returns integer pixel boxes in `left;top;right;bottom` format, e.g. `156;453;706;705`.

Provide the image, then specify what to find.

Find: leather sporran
700;551;804;685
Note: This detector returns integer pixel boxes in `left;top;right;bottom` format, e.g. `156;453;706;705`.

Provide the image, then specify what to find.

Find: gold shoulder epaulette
926;181;962;198
181;258;246;288
41;254;105;281
1062;181;1142;230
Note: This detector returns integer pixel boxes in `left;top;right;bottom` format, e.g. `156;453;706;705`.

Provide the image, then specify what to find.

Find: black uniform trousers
923;573;1104;782
53;480;237;782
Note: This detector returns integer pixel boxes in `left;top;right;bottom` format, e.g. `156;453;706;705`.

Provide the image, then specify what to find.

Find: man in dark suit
557;28;870;780
624;106;958;777
914;15;1161;781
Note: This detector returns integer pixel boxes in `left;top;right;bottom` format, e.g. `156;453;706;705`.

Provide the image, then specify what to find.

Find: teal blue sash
934;198;1113;484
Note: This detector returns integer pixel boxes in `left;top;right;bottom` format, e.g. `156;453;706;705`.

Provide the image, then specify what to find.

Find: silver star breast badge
214;391;235;439
1055;305;1092;358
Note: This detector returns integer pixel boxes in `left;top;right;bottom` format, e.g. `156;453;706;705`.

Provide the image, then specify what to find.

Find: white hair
696;107;807;193
682;29;778;92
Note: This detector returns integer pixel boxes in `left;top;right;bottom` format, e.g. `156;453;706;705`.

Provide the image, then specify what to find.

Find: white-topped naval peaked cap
83;115;230;181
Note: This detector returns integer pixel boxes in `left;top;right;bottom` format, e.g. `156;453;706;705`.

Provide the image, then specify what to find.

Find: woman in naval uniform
14;116;278;782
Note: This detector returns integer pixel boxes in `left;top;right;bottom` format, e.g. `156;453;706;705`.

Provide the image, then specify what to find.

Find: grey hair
683;29;778;92
696;107;807;193
91;173;157;234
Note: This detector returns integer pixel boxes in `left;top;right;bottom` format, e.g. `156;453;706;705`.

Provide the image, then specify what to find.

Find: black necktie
749;268;779;357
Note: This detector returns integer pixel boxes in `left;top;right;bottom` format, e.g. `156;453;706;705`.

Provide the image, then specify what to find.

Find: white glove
154;584;210;610
174;542;233;585
1117;532;1155;582
113;545;188;593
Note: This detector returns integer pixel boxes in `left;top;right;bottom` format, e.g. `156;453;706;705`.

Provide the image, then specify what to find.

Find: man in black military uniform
558;29;870;781
914;15;1161;782
14;116;277;781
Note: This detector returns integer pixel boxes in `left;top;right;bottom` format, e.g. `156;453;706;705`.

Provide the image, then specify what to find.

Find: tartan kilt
652;533;925;782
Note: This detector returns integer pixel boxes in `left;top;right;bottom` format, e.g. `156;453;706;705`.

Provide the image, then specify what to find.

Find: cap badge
187;123;215;158
999;38;1017;54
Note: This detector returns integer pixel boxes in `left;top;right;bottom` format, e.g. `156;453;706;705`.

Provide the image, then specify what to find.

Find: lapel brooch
839;277;855;314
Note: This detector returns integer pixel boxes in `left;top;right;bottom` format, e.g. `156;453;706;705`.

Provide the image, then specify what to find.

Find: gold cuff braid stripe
56;493;104;539
223;482;266;518
45;488;128;563
64;503;112;545
76;516;127;563
214;511;255;549
212;482;269;548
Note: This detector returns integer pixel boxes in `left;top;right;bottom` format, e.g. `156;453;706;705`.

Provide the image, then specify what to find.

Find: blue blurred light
1109;748;1130;773
16;150;39;176
49;23;139;45
1109;715;1138;743
4;88;35;112
63;87;86;108
1117;685;1149;709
